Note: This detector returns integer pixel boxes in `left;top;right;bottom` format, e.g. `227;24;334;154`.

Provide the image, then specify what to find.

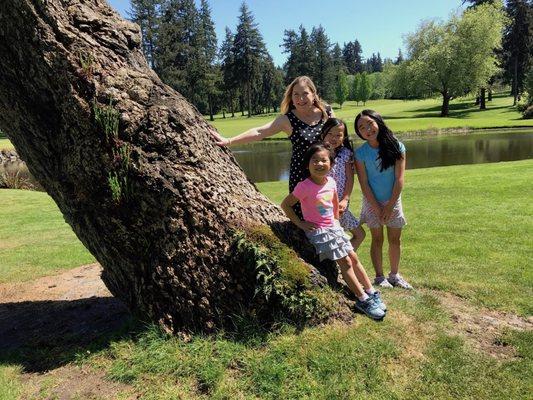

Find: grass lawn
1;160;531;399
0;190;95;283
0;138;14;150
211;93;533;138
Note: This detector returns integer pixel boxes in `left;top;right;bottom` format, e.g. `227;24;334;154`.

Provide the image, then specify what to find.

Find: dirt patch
0;264;131;356
0;264;136;399
438;292;533;359
21;364;136;400
0;263;111;302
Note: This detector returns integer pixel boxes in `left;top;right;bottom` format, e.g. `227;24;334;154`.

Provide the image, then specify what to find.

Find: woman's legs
336;256;365;298
349;226;366;252
387;227;402;275
369;227;385;278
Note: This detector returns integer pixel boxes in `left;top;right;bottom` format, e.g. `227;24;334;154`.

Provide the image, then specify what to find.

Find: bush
522;105;533;119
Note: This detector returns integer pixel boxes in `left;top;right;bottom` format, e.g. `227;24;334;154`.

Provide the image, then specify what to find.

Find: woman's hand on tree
210;130;231;147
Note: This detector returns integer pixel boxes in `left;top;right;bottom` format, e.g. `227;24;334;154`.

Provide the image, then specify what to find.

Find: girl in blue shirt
354;110;413;290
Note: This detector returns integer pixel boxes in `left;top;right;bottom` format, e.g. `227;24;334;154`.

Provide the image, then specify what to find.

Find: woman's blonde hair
280;76;327;120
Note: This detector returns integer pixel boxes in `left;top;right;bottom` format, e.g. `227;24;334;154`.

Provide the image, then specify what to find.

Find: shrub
522;105;533;119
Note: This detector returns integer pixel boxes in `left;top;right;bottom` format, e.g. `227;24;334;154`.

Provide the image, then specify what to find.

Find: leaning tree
0;0;354;333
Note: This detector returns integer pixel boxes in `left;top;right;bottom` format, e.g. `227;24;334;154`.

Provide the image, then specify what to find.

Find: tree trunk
0;0;352;333
513;56;518;106
247;81;252;118
208;93;214;122
480;88;486;110
440;92;451;117
488;87;493;102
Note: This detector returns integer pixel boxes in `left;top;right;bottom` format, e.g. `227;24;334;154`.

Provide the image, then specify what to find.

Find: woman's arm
338;160;354;214
355;159;382;218
281;193;316;232
211;114;291;147
381;155;406;223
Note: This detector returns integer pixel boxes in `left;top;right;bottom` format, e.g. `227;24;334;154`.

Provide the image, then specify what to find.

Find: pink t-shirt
293;177;337;228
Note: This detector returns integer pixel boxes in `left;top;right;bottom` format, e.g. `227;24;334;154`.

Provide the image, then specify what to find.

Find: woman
211;76;334;216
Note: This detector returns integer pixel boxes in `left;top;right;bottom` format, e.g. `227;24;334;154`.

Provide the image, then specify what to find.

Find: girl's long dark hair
319;118;353;153
354;109;403;171
302;142;335;179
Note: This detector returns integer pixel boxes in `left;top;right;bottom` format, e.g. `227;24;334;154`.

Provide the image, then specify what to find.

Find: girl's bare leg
350;226;366;251
387;227;402;275
336;256;365;298
369;227;385;278
347;250;373;291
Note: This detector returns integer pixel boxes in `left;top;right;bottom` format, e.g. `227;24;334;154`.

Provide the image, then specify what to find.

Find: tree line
130;0;532;119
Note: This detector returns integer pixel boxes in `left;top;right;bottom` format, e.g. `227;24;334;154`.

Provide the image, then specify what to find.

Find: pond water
232;129;533;182
1;129;532;188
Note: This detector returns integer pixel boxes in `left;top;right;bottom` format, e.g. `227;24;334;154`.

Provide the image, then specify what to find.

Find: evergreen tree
156;0;199;104
129;0;161;68
335;69;349;108
342;40;363;74
395;48;404;65
500;0;533;104
296;25;315;78
331;43;346;73
311;25;334;101
231;2;267;117
197;0;218;120
282;29;300;83
220;27;238;117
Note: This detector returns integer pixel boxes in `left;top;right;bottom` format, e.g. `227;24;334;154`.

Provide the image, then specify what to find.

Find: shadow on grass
0;296;145;372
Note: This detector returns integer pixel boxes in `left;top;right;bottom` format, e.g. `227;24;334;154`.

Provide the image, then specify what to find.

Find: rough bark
0;0;351;333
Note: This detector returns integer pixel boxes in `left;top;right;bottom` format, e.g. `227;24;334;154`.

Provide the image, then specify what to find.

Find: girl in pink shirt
281;143;386;320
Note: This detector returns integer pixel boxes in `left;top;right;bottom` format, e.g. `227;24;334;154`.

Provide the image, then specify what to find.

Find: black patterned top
286;106;332;193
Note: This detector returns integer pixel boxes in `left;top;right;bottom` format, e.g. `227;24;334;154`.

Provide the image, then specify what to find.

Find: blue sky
107;0;466;67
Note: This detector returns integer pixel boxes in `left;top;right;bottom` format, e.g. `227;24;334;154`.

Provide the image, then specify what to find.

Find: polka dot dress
287;106;332;218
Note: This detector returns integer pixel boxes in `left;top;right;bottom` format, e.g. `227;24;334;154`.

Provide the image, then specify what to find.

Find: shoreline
252;125;533;143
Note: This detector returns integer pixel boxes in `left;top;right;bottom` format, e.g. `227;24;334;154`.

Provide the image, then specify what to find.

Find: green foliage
78;51;94;77
359;72;372;104
233;226;339;323
93;99;120;143
405;2;507;115
352;72;361;103
522;105;533;119
334;69;349;108
108;172;122;204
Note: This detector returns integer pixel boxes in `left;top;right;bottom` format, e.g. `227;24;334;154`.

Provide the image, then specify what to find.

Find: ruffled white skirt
305;223;354;261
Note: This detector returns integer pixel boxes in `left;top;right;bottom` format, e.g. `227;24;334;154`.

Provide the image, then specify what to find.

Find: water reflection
233;130;533;182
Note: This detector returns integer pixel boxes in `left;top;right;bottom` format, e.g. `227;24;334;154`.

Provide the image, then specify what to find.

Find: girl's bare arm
211;114;292;146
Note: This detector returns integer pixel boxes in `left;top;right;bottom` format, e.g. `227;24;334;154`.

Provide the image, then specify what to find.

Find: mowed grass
0;189;95;283
1;161;532;399
0;138;14;150
211;93;532;138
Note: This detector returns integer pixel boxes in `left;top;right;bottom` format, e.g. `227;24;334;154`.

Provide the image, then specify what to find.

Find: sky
107;0;466;67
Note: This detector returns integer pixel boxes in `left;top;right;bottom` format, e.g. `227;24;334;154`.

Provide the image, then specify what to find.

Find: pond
1;129;532;188
232;129;533;183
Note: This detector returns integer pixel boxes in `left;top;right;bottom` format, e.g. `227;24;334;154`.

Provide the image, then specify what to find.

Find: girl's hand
371;203;382;219
338;199;349;214
381;202;393;224
298;221;318;232
210;130;231;147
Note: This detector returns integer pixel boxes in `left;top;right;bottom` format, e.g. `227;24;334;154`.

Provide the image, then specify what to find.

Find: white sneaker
388;274;413;290
374;276;393;288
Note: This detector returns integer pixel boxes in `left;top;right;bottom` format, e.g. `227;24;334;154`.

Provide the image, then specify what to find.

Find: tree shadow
0;296;144;372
